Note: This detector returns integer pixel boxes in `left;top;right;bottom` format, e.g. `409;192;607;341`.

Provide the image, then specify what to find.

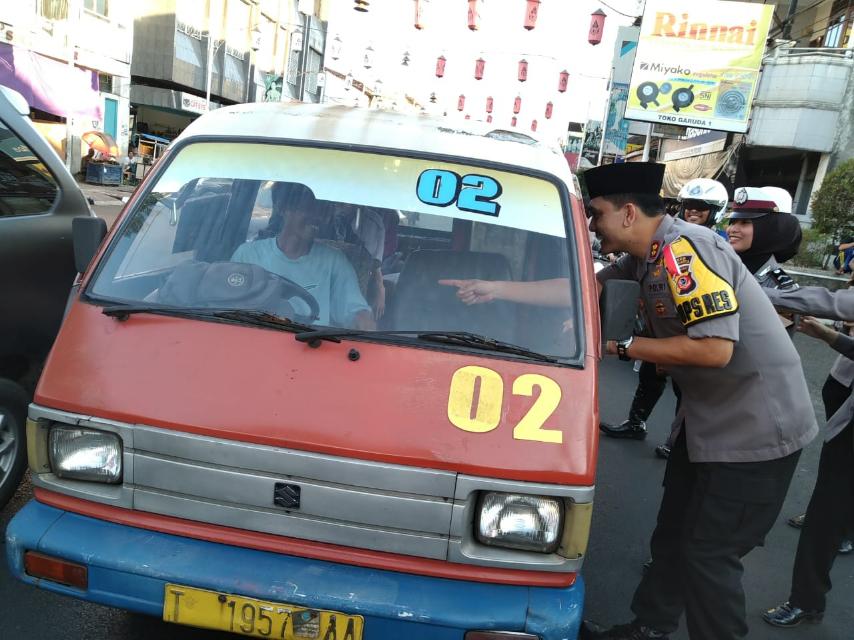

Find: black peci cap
585;162;665;200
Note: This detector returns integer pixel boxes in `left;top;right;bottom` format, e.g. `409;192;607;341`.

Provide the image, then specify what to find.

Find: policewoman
583;162;817;640
726;186;802;295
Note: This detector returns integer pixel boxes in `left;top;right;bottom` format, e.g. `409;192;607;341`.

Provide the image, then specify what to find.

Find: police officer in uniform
583;162;818;640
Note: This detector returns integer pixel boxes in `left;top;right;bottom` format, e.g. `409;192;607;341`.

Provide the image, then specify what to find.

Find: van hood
36;301;598;485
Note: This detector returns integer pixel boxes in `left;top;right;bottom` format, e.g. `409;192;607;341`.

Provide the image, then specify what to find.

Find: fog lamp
476;492;562;553
49;426;122;483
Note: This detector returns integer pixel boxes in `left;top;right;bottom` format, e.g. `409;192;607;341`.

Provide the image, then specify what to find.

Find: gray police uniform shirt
598;215;818;463
765;285;854;442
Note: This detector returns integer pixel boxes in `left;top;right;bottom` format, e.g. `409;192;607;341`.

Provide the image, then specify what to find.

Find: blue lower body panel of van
6;500;584;639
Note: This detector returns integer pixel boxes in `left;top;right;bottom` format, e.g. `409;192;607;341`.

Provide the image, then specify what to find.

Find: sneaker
654;444;670;459
839;539;853;555
599;420;647;440
762;602;823;627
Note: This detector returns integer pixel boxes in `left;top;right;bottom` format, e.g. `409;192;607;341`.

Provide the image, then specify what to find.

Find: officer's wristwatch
616;335;634;361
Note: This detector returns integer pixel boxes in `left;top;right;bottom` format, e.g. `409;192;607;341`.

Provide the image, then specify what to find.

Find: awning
662;149;732;198
137;132;171;144
0;43;102;123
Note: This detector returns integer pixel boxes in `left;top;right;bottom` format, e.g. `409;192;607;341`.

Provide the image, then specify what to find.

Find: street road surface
1;334;850;639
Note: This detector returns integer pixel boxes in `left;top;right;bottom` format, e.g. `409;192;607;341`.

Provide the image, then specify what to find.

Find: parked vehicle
7;104;634;639
0;86;91;508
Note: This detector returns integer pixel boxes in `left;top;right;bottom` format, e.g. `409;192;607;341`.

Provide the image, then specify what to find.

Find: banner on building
581;120;603;165
625;0;773;133
603;83;630;157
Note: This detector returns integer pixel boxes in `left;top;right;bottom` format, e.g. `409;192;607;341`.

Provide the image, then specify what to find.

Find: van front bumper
6;500;584;640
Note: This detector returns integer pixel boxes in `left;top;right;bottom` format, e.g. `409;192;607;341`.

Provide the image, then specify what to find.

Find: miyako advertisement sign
625;0;773;133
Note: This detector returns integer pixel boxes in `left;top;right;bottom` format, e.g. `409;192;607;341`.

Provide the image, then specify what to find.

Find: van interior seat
385;249;517;342
172;192;232;261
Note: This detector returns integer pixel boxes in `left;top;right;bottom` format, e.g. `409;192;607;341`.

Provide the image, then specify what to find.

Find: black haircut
600;192;663;218
272;182;318;213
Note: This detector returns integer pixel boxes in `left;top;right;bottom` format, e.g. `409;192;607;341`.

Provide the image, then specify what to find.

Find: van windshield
89;142;581;360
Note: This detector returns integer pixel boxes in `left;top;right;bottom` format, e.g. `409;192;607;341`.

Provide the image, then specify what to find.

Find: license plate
163;584;364;639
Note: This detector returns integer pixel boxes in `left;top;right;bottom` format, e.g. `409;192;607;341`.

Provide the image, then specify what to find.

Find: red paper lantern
458;94;466;111
414;0;424;29
467;0;480;31
474;57;485;80
486;114;493;123
524;0;541;30
588;9;606;45
531;119;538;132
435;55;446;78
485;96;493;113
513;95;521;114
518;59;528;82
558;69;569;93
545;101;553;119
511;116;517;127
465;114;471;120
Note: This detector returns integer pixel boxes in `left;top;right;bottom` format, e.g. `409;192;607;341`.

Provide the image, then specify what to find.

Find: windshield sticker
448;366;564;444
416;170;502;217
153;143;565;237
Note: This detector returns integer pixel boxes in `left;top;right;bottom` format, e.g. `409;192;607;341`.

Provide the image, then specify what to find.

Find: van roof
177;103;574;188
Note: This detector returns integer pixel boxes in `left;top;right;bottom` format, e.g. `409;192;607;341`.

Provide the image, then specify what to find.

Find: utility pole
65;0;81;171
297;12;309;102
204;0;214;111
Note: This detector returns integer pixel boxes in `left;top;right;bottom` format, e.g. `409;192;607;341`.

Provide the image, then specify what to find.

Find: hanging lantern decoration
531;119;538;132
523;0;541;30
467;0;480;31
511;116;517;127
486;114;493;123
474;57;485;80
588;9;606;45
363;45;375;69
458;94;466;111
401;50;411;66
465;114;471;120
513;95;521;114
354;0;369;11
414;0;425;30
435;55;446;78
330;34;343;61
518;59;528;82
558;69;569;93
545;101;553;119
485;96;493;113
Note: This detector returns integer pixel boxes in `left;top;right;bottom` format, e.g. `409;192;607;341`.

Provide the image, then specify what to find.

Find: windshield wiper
294;329;557;363
102;304;323;336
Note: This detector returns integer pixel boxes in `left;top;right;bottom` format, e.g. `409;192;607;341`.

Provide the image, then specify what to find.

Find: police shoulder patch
662;236;738;327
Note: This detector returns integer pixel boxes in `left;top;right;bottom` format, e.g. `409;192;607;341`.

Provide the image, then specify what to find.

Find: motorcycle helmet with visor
677;178;729;227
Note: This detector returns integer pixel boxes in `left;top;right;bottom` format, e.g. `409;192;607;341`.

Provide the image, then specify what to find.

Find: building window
40;0;68;20
824;15;845;47
98;73;113;94
84;0;108;17
305;48;321;96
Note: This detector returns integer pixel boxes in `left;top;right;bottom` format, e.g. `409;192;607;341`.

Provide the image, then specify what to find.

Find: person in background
79;148;95;177
599;178;728;451
760;282;854;627
833;235;854;275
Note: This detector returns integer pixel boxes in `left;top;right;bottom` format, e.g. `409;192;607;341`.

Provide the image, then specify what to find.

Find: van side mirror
600;279;640;341
72;217;108;273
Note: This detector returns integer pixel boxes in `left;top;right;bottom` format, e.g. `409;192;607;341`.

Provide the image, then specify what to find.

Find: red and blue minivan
6;104;627;640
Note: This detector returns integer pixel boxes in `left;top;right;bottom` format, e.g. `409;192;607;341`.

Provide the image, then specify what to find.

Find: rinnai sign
624;0;773;133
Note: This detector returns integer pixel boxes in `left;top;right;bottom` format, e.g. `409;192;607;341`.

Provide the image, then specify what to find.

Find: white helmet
761;186;793;214
677;178;729;227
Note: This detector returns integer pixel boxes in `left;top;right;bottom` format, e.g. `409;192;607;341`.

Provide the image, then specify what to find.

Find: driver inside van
231;182;375;329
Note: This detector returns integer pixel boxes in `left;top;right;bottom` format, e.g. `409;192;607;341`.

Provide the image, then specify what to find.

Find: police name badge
662;237;738;327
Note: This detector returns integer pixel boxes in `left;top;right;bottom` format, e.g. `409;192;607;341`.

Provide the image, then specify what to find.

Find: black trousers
631;431;800;639
627;361;681;425
788;376;854;612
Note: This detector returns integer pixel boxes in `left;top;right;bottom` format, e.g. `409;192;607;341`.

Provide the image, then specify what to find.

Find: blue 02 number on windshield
416;169;502;217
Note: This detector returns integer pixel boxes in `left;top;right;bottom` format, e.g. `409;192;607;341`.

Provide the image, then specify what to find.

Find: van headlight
476;492;563;553
49;426;122;483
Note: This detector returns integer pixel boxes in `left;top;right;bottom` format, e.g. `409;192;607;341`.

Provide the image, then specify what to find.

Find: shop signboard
625;0;773;133
581;120;603;165
180;92;208;114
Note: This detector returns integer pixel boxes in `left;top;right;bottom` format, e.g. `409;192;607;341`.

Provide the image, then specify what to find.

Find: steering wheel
267;271;321;324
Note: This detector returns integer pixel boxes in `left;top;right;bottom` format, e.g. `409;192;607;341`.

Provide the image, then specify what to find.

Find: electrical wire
596;0;640;18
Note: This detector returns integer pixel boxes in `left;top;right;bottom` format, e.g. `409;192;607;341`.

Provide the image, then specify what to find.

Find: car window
89;142;579;360
0;117;59;217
